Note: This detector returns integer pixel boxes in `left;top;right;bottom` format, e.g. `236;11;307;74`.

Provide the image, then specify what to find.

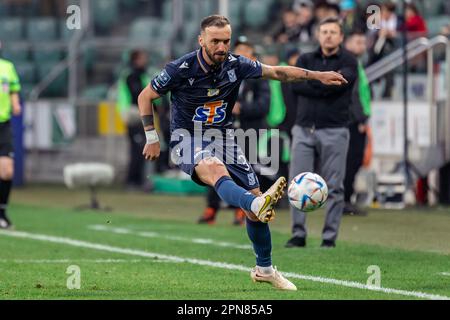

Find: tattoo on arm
263;64;311;82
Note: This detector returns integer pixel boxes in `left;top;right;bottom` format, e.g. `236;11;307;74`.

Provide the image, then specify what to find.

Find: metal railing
365;35;450;161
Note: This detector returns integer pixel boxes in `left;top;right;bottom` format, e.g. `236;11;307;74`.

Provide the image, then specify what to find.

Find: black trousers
344;123;367;203
126;123;146;186
206;186;221;210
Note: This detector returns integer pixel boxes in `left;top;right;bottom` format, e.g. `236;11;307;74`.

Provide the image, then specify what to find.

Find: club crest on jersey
227;69;237;82
192;100;227;125
207;88;220;97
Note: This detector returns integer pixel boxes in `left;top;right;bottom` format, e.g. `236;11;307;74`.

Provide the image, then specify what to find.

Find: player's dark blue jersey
150;49;262;133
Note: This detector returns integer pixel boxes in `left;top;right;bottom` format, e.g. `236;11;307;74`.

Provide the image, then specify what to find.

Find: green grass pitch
0;186;449;300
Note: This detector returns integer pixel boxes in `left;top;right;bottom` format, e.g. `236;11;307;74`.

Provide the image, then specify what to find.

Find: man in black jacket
286;17;357;248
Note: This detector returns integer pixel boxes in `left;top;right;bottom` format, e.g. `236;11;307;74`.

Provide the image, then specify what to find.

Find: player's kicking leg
195;157;286;223
195;157;296;291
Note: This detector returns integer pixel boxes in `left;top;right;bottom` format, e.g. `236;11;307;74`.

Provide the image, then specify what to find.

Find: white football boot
252;177;286;223
250;266;297;291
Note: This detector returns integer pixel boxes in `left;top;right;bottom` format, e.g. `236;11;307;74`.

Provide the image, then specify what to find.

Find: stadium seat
129;18;161;40
81;84;109;100
32;46;63;64
20;82;34;98
1;44;29;64
423;0;445;18
172;42;191;60
162;0;173;21
0;18;24;41
182;20;199;43
82;46;97;74
119;0;140;10
27;18;57;42
198;0;215;18
229;0;242;30
15;62;36;84
36;62;68;97
155;22;174;41
0;2;7;17
91;0;119;32
60;19;81;42
243;0;271;29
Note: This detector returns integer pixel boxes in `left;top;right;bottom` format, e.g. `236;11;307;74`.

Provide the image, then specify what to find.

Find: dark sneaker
285;236;306;248
233;208;246;226
197;207;217;225
343;203;367;216
320;240;336;248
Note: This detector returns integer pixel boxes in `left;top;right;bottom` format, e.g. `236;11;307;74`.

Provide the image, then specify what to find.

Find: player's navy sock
214;176;256;212
246;217;272;267
0;179;12;217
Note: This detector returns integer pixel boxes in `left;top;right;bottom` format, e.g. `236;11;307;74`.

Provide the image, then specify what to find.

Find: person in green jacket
117;49;155;190
343;31;372;216
0;51;22;229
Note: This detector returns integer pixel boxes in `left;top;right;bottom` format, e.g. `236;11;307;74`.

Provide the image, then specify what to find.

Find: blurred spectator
312;0;341;40
343;31;372;216
441;23;450;38
280;47;301;137
270;47;301;208
340;0;367;35
367;1;398;98
293;0;315;42
117;49;160;191
2;0;38;16
270;9;301;44
314;0;340;22
401;3;427;39
197;37;270;226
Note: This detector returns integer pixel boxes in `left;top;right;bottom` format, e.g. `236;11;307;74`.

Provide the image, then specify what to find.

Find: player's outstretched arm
261;64;347;86
138;85;161;161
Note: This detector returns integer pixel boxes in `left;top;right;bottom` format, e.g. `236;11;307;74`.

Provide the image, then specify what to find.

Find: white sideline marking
0;229;448;300
88;224;252;250
0;258;178;264
439;272;450;276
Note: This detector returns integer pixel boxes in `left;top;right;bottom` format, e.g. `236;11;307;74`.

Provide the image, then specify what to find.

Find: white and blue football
288;172;328;212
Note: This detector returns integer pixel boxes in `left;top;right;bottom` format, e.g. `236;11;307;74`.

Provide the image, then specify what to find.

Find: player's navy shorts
169;129;260;190
0;121;14;158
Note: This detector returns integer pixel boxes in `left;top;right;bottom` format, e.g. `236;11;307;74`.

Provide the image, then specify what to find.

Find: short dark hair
200;15;230;31
129;49;146;64
406;3;419;15
347;30;366;38
318;16;344;34
381;2;396;13
234;35;253;49
345;30;366;43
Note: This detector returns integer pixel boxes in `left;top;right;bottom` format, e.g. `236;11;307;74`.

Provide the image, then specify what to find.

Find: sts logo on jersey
193;100;227;125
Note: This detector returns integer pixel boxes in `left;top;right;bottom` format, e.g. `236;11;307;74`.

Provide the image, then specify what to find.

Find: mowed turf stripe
0;258;179;264
1;229;449;300
88;224;252;250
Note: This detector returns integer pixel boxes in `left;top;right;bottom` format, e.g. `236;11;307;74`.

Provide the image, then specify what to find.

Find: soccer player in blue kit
138;15;347;291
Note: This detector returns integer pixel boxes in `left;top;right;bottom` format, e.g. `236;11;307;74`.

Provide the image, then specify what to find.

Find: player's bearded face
200;26;231;65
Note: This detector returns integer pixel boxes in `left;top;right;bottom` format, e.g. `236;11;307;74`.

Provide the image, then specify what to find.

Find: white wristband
145;130;159;144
